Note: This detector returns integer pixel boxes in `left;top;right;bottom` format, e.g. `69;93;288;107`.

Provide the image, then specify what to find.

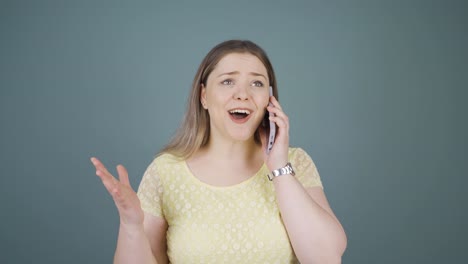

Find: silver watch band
267;162;295;181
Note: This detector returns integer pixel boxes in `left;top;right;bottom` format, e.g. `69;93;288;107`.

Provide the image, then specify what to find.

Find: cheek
257;94;270;108
205;89;220;103
207;90;231;110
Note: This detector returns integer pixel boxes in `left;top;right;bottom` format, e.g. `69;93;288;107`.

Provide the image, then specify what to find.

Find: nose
233;83;250;100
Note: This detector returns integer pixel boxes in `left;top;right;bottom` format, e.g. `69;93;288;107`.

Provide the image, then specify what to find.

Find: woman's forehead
213;53;267;75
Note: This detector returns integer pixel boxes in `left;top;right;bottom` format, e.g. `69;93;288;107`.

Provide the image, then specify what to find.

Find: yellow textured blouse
137;147;323;263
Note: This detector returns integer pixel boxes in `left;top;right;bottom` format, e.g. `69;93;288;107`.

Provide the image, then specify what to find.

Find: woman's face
201;52;270;143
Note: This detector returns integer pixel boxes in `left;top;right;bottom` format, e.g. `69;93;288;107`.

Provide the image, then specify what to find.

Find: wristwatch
267;162;295;181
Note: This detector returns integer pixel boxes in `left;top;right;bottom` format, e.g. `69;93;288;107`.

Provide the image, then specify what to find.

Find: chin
229;130;256;142
225;121;262;142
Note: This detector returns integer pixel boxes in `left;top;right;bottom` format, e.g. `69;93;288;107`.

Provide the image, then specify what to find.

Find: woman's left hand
260;95;290;171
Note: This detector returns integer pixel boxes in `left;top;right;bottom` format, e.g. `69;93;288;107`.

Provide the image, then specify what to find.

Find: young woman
91;40;347;263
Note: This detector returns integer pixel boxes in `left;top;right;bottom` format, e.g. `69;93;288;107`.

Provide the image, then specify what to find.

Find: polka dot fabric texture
137;147;323;263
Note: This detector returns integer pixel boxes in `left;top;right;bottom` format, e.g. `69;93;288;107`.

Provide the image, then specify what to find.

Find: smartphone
266;86;276;154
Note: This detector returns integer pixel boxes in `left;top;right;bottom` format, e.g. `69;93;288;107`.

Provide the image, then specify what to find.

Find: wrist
267;159;289;172
267;162;295;181
119;221;145;235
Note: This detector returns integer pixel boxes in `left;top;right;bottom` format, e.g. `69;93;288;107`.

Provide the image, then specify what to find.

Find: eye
252;80;264;87
221;79;234;86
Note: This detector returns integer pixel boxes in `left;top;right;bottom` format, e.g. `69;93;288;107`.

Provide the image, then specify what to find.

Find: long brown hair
159;40;278;159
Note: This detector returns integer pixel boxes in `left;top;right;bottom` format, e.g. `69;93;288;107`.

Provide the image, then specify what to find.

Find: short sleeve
290;148;323;189
136;160;164;218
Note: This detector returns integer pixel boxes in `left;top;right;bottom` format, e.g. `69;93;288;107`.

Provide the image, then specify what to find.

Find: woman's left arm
273;176;347;264
264;96;347;263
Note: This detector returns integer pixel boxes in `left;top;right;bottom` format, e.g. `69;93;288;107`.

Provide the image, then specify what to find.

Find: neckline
182;160;266;190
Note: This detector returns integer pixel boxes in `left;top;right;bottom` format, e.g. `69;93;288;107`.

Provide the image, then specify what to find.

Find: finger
94;161;117;181
110;184;123;203
267;106;289;126
269;96;282;110
117;164;130;187
91;157;125;198
269;115;288;130
90;157;111;174
94;161;119;188
110;185;133;211
91;157;119;184
97;169;119;194
109;185;129;210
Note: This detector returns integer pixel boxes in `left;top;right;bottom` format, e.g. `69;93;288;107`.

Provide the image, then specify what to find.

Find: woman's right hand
91;157;144;227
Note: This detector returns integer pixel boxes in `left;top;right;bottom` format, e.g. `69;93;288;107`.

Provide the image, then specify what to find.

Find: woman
91;40;347;263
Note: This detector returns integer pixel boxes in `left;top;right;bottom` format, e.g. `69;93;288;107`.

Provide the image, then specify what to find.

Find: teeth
229;109;251;115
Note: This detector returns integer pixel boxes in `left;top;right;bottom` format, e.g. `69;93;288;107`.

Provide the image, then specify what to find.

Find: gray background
1;0;466;263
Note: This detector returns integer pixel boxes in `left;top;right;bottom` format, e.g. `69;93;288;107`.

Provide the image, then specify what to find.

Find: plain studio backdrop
0;0;466;263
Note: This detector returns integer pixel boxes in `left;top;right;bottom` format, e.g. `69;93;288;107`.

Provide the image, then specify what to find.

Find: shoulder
153;152;185;166
288;147;323;188
288;147;310;160
143;152;185;179
288;146;318;169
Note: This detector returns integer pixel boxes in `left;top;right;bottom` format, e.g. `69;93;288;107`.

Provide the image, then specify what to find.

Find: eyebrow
217;71;267;80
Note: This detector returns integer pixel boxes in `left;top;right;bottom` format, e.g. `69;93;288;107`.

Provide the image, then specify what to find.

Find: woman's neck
195;137;262;165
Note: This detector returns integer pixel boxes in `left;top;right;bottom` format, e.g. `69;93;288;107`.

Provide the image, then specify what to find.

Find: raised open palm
91;157;144;226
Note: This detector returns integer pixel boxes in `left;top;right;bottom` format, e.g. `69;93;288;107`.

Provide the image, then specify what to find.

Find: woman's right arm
114;213;168;264
91;157;168;264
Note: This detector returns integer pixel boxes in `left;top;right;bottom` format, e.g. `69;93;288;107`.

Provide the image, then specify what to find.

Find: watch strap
267;162;295;181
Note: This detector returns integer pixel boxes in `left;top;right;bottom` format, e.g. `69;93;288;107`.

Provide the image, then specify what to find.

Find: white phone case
267;86;276;154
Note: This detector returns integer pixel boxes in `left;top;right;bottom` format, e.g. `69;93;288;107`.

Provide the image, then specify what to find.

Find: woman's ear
200;83;208;109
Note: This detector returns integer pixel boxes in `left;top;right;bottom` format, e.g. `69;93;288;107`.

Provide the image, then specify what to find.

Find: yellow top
137;147;323;263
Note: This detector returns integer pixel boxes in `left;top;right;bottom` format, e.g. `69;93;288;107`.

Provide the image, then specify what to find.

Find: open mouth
229;109;251;120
